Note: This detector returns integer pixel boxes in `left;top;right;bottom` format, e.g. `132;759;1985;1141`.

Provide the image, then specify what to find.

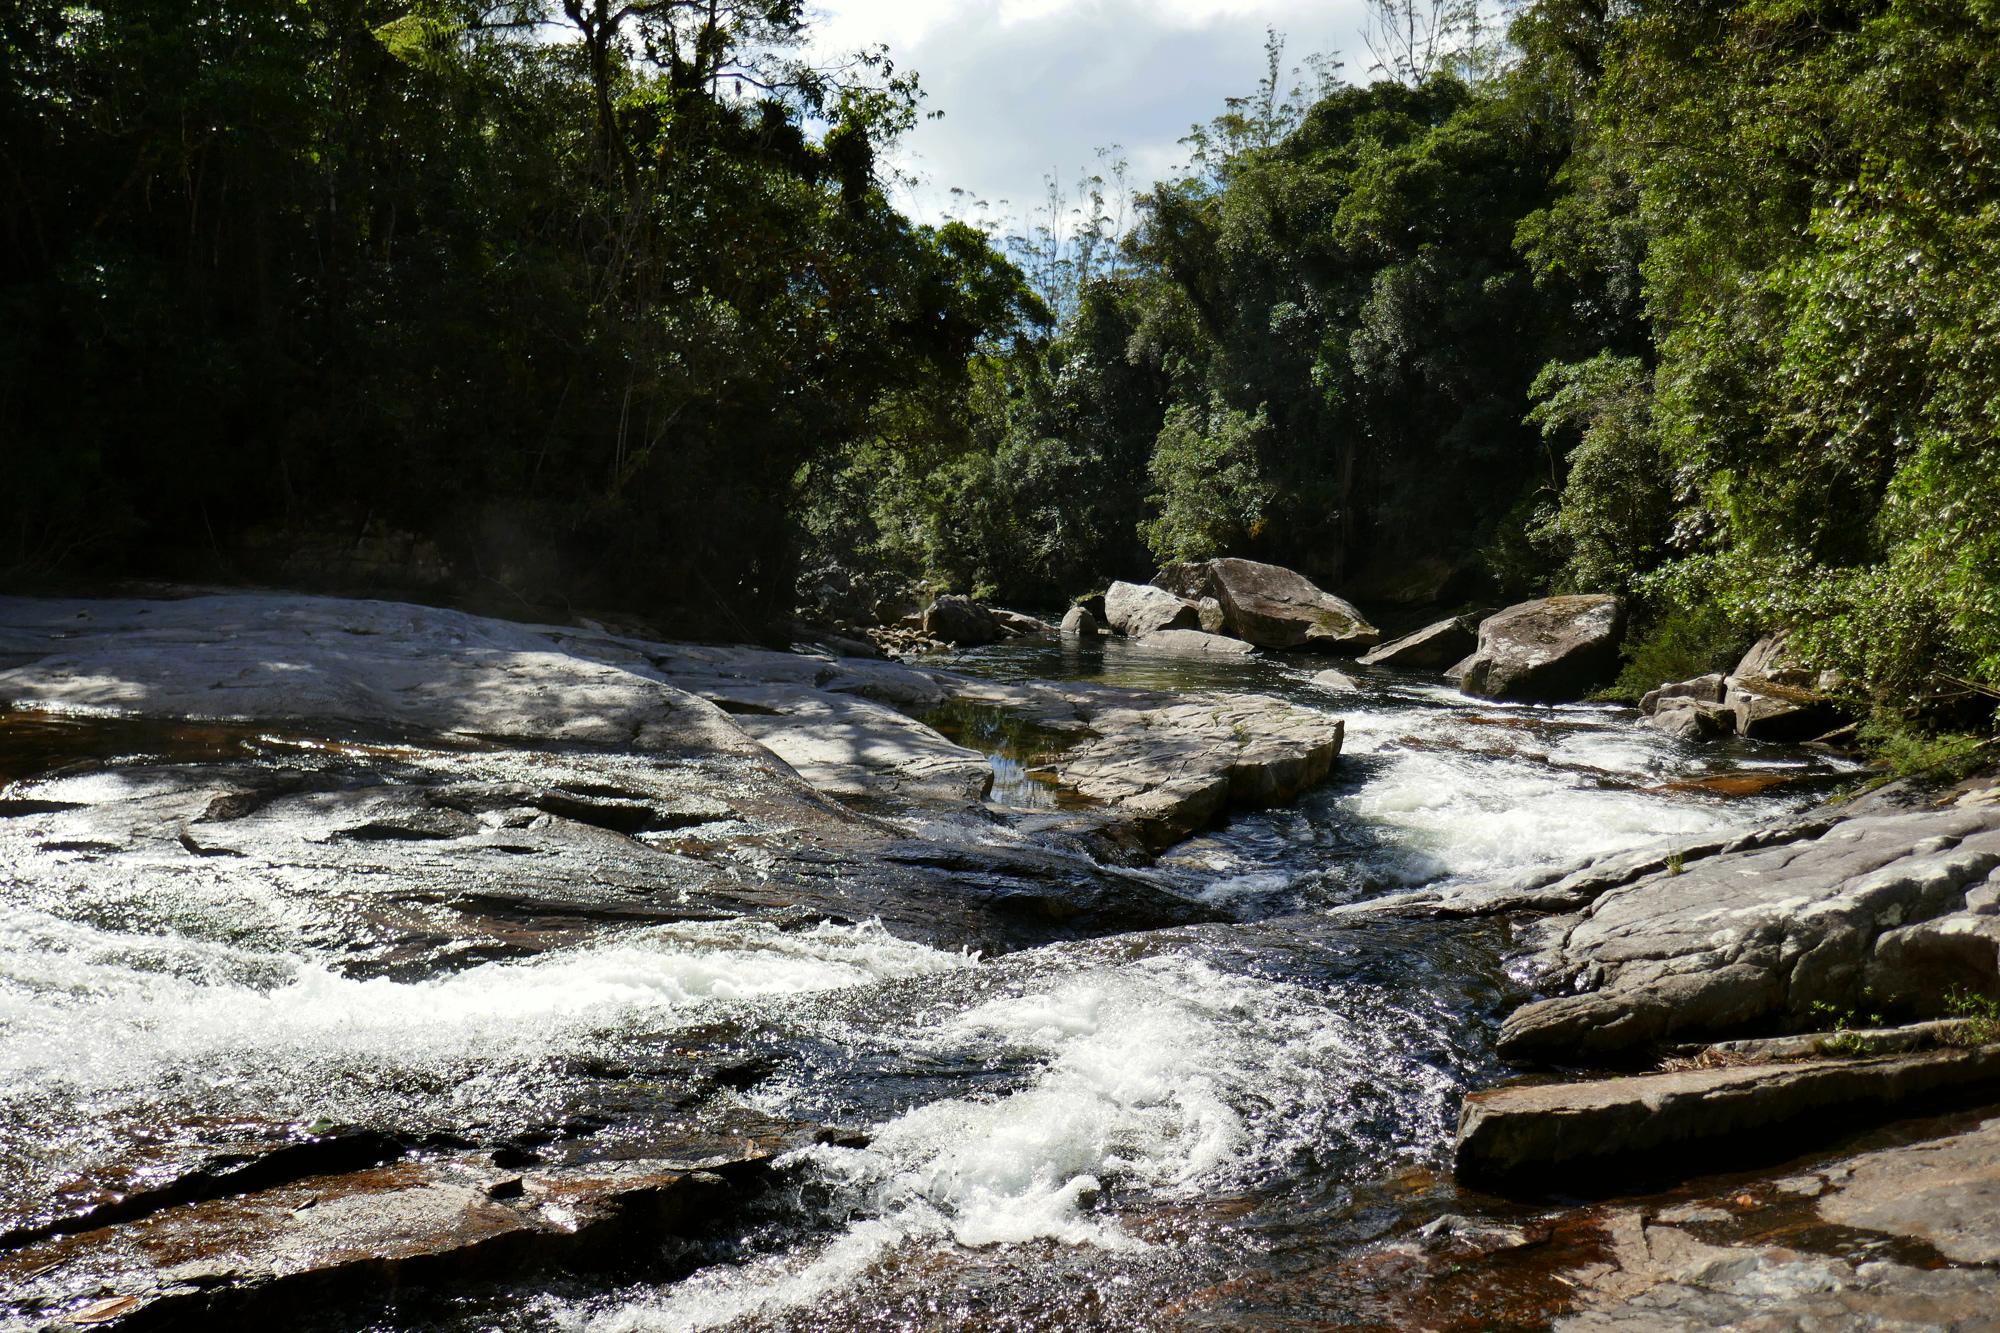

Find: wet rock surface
1;1142;785;1330
0;593;1356;1326
6;591;1978;1333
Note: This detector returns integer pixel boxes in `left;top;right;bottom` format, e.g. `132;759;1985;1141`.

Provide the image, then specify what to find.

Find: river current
0;638;1853;1330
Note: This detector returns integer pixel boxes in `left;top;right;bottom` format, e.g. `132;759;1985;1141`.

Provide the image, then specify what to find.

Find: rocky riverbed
1;591;1995;1331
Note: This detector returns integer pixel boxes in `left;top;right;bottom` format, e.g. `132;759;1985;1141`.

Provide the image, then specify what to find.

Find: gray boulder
1638;673;1727;716
1456;595;1626;702
922;595;999;647
1359;612;1484;670
1642;697;1734;740
1155;558;1380;652
1103;580;1200;637
1059;606;1104;638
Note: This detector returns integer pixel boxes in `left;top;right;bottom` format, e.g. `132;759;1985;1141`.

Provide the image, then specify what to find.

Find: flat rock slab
1549;1112;2000;1330
1498;805;2000;1062
0;595;763;760
1455;1045;2000;1191
1818;1113;2000;1263
692;683;994;806
1127;628;1257;657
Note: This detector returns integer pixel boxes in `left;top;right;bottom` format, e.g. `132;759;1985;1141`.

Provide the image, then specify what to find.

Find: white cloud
809;0;1375;229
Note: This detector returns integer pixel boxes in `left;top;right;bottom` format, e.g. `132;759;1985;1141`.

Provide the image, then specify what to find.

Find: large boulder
1103;581;1200;637
922;595;999;647
1455;595;1626;702
1155;558;1380;653
1359;612;1485;670
1726;633;1847;740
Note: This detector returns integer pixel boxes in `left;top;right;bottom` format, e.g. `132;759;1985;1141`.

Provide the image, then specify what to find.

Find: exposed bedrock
0;595;1272;958
0;591;1359;1328
1496;802;2000;1063
1545;1111;2000;1330
0;592;1359;1063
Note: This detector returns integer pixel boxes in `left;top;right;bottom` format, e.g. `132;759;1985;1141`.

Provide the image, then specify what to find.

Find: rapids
0;636;1855;1330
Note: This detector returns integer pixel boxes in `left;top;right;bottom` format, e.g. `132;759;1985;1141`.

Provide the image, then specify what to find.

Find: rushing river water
0;638;1856;1330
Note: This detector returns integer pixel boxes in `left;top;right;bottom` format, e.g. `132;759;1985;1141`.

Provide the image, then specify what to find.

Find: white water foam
1332;703;1766;886
0;913;973;1101
562;952;1463;1333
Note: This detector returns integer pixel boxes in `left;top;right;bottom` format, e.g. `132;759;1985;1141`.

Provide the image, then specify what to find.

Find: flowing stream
0;640;1855;1330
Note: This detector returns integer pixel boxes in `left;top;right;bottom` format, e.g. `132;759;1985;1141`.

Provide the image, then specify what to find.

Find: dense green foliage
818;0;1999;731
817;71;1606;601
1;0;1040;624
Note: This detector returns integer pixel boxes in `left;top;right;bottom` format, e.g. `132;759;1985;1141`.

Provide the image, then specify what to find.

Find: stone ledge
1456;1045;2000;1193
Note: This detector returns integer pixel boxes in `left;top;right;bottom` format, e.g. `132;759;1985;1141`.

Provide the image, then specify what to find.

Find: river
0;634;1854;1331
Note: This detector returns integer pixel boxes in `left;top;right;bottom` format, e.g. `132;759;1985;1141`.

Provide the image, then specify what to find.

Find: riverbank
1;590;1992;1331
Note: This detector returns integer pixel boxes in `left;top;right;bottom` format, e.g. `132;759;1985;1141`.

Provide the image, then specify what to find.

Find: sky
808;0;1376;232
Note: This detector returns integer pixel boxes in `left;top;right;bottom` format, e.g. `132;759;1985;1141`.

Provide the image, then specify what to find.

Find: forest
3;0;1997;750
